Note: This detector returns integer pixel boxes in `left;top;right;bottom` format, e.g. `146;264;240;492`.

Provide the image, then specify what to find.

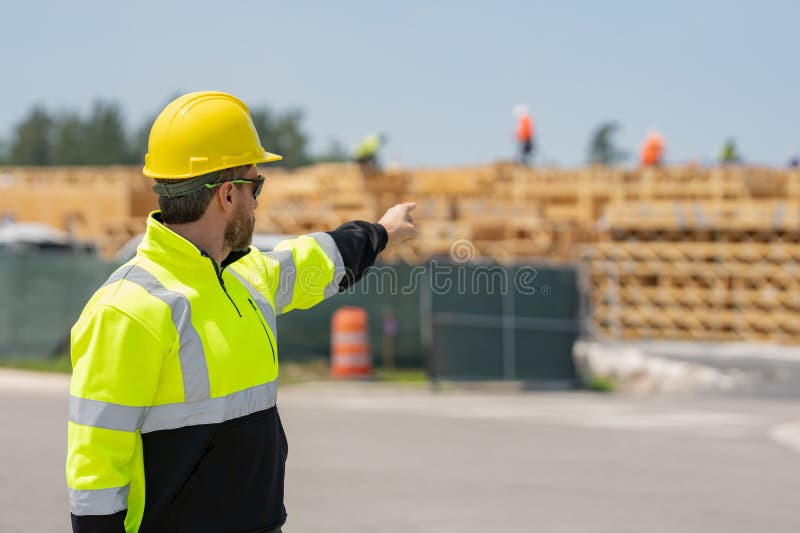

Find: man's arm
233;203;417;314
330;202;417;290
68;305;165;532
71;511;127;533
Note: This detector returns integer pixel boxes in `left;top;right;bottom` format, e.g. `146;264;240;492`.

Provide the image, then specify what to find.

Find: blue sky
1;1;797;167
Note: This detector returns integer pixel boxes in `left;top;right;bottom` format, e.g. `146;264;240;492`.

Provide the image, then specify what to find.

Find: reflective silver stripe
69;396;145;432
308;232;346;298
332;354;372;367
101;264;135;288
119;265;209;402
69;485;129;516
141;379;278;433
331;332;369;345
263;249;296;314
228;270;277;336
68;380;279;434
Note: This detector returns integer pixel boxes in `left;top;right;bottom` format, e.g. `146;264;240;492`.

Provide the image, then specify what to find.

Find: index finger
401;202;417;212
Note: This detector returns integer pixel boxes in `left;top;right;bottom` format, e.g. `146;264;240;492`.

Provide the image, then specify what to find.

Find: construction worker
639;130;665;166
719;138;740;164
513;104;534;165
354;133;386;174
66;91;417;532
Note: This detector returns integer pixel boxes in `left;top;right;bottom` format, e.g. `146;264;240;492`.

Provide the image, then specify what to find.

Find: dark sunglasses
205;175;265;199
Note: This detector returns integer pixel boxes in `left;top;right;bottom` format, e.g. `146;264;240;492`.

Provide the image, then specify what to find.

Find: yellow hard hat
143;91;282;180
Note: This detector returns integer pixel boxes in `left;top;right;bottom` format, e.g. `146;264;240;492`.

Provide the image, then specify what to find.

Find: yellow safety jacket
354;134;381;160
66;212;386;532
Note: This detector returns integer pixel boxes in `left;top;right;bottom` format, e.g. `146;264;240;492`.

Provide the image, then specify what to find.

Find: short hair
156;165;251;224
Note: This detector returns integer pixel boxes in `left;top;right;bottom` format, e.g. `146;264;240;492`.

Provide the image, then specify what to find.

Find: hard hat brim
262;151;283;164
143;150;284;180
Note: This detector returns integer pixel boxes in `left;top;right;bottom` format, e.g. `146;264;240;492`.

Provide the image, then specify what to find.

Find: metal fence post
419;263;439;390
502;265;516;380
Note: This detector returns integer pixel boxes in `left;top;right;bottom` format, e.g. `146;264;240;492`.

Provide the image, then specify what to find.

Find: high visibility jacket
516;114;533;142
67;212;387;532
720;143;738;163
354;134;381;159
640;134;664;166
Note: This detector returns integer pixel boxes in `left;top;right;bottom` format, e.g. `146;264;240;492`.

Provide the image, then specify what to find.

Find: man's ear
216;183;236;214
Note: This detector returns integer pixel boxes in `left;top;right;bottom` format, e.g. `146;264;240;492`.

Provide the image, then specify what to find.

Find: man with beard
66;92;417;533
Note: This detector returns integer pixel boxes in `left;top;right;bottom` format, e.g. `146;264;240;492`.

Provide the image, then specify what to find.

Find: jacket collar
137;211;251;270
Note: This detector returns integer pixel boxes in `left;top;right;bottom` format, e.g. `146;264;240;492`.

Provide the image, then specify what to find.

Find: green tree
3;97;343;168
588;121;628;164
9;106;54;165
82;101;133;164
0;138;8;164
128;119;154;165
128;93;180;164
314;139;349;163
52;112;87;165
250;106;312;168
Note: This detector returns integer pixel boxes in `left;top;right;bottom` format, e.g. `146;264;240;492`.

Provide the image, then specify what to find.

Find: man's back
69;213;346;531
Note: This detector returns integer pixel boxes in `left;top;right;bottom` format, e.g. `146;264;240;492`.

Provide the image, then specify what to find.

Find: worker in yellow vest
66;91;417;533
353;132;386;175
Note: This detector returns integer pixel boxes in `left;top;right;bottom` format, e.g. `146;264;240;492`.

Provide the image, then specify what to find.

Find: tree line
0;99;348;168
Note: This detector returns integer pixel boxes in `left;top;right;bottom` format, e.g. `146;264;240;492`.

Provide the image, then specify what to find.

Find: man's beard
224;205;255;251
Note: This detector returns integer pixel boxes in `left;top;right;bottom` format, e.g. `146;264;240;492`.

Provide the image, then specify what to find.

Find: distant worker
787;152;799;168
354;133;386;175
514;104;534;165
639;130;665;166
719;139;740;164
65;92;417;533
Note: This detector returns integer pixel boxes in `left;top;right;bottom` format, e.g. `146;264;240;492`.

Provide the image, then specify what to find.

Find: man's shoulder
82;260;175;322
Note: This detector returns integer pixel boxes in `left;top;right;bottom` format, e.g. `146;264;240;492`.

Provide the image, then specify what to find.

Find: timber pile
584;200;800;343
1;163;798;344
0;166;154;255
0;164;796;262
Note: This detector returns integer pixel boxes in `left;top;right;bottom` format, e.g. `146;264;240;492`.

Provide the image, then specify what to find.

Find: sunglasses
205;175;266;199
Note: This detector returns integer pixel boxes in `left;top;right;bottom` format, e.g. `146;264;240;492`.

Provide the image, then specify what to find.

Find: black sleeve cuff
71;510;127;532
327;221;388;290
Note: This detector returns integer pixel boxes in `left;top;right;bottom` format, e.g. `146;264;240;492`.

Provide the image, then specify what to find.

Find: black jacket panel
328;221;388;290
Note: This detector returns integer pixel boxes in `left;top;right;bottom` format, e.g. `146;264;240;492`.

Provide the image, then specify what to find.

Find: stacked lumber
255;164;374;235
584;200;800;343
0;164;796;265
0;166;155;255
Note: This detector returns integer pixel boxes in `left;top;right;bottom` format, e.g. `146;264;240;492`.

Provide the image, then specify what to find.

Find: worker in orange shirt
640;130;665;166
514;104;534;165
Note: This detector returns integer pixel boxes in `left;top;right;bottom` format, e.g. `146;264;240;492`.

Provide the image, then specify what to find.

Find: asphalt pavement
1;369;799;533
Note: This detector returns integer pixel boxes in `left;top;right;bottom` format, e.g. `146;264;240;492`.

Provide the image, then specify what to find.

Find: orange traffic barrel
331;306;373;378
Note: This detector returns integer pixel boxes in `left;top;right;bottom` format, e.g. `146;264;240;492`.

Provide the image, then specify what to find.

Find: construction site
3;3;799;531
2;162;800;533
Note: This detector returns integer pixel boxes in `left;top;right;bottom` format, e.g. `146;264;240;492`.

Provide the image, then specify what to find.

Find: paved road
1;370;799;532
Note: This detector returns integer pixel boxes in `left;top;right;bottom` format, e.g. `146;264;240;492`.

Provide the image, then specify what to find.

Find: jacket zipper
203;253;241;317
248;298;277;363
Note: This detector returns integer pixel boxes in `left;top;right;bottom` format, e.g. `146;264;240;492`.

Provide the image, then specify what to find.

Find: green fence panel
429;263;580;383
0;253;116;359
0;253;580;382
